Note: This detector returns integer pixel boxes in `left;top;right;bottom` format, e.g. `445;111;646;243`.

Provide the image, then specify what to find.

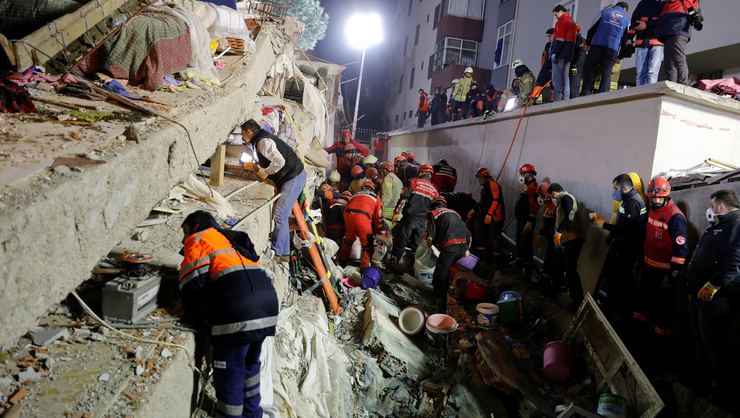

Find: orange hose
292;202;341;315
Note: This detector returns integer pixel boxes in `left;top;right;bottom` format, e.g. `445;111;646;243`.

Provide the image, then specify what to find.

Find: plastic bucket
463;280;486;302
497;299;522;326
456;254;479;270
475;303;499;329
413;262;435;285
597;393;627;418
361;267;382;289
415;242;439;268
425;314;458;334
498;290;521;302
543;341;572;385
398;306;427;335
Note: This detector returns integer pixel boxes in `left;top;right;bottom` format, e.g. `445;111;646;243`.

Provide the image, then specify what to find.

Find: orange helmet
342;129;351;139
519;163;536;176
402;151;415;161
362;180;376;191
537;181;551;198
351;165;364;177
475;167;491;178
381;161;393;171
366;167;379;179
419;163;433;174
647;177;671;198
394;155;407;165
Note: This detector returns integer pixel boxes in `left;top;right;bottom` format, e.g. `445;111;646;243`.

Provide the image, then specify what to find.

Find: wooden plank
0;33;16;66
210;145;226;187
12;0;130;70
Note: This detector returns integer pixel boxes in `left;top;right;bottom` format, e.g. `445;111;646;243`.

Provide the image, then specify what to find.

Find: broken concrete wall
0;29;282;350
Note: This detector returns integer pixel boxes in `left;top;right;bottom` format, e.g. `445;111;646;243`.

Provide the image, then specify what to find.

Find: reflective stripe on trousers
213;340;265;418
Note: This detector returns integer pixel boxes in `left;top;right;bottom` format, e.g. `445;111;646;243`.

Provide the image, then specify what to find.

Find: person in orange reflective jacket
514;163;540;278
339;181;383;269
417;89;429;128
179;211;278;418
470;167;505;264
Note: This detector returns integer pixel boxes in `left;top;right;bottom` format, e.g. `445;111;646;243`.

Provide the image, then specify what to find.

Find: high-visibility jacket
628;0;664;47
418;92;429;112
453;75;476;102
179;227;278;344
345;190;382;229
643;199;688;271
396;178;439;218
431;163;458;193
477;179;505;222
427;207;471;249
381;172;403;219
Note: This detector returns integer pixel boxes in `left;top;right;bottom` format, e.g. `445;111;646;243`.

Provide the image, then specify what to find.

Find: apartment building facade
383;0;496;130
488;0;740;90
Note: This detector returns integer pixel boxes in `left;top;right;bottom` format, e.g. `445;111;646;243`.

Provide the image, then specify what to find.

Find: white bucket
414;262;435;285
475;303;499;329
398;306;426;335
414;241;439;269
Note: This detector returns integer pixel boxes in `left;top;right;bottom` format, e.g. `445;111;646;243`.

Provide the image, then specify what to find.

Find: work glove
554;232;562;247
589;213;606;228
697;282;718;302
484;214;492;225
523;221;533;234
392;212;401;223
243;162;257;171
550;54;557;63
256;167;268;181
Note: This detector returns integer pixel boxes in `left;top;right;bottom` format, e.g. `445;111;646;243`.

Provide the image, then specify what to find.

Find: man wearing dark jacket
630;0;665;85
687;190;740;403
430;87;447;126
427;196;471;313
536;29;555;103
655;0;700;85
551;6;577;101
592;174;647;330
549;183;587;310
580;2;631;96
569;30;587;99
241;119;306;259
179;211;278;418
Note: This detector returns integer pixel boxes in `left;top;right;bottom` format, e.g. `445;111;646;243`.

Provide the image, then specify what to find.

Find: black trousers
471;216;503;258
391;215;425;259
601;248;640;326
417;111;427;128
662;35;690;85
554;239;585;307
515;218;534;264
580;45;617;96
433;244;468;312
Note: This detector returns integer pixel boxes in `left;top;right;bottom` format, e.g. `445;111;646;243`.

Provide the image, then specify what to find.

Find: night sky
312;0;395;135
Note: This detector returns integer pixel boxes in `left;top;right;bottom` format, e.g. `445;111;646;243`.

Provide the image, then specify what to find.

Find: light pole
346;12;383;139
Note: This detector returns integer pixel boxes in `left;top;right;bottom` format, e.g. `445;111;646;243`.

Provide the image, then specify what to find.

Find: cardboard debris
9;387;29;404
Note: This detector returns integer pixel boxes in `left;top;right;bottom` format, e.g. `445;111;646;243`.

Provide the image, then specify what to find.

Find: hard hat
381;161;393;171
419;164;434;174
475;167;491;178
511;59;523;69
647;177;671;198
464;67;473;74
351;165;364;177
519;163;536;176
328;170;341;183
341;191;352;199
364;155;378;165
342;129;351;139
537;182;551;198
394;155;407;164
366;167;379;179
402;151;415;161
362;180;376;191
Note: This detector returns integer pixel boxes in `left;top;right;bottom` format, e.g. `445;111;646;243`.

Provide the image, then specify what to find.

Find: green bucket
497;299;521;325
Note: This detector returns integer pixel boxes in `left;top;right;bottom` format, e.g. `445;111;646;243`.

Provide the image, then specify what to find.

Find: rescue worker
464;82;483;118
655;0;701;85
629;0;665;85
426;196;471;313
569;28;587;99
241;119;306;260
687;190;740;405
179;211;278;418
327;170;341;190
536;29;555;104
417;88;430;128
431;159;458;193
364;154;379;169
469;168;505;263
324;191;350;243
483;84;502;118
349;165;367;194
447;79;459;121
380;161;403;226
339;181;383;270
514;163;540;278
592;173;647;332
536;182;557;286
511;59;535;103
580;2;631;96
397;155;421;187
451;67;476;121
430;87;448;126
390;164;439;270
549;183;587;310
324;129;369;178
365;166;380;188
551;6;577;101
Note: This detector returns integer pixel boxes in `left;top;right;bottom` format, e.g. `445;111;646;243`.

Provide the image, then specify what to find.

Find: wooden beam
210;145;226;187
12;0;129;70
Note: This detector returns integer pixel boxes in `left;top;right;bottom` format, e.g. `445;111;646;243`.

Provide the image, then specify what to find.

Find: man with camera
653;0;702;85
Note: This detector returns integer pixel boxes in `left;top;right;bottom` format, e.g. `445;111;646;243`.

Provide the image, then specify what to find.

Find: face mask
612;189;623;202
706;208;717;224
537;196;548;206
519;176;525;184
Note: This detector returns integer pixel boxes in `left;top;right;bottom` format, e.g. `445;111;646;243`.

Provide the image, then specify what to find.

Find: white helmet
328;170;341;182
511;59;523;69
364;155;378;165
464;67;473;74
451;78;459;84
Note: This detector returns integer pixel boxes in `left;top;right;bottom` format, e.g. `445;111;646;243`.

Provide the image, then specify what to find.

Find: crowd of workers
415;0;703;127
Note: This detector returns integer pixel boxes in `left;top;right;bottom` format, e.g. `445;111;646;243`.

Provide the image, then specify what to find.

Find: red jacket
644;199;689;271
418;92;429;112
324;140;369;174
552;12;577;60
345;190;382;229
431;163;457;193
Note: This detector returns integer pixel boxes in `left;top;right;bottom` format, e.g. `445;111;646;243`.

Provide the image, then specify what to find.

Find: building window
554;0;578;25
432;37;479;73
409;67;416;89
421;60;424;70
408;0;413;15
440;0;485;20
404;36;408;56
399;76;404;95
415;24;420;45
396;114;399;122
433;5;441;27
427;14;430;23
403;112;407;120
493;20;513;69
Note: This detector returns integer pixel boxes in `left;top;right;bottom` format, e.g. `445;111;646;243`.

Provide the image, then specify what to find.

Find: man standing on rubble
514;163;540;279
469;168;505;265
241;119;306;261
380;162;403;227
592;173;647;331
431;159;458;193
549;183;587;310
339;181;383;270
389;164;439;270
687;190;740;405
179;211;278;418
427;196;471;313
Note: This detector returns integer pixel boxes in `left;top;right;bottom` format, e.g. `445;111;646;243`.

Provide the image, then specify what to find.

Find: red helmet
537;181;551;198
419;163;434;174
366;167;379;179
351;165;364;177
342;129;351;139
519;163;536;176
402;151;415;161
647;177;671;198
362;180;376;191
475;167;491;178
394;155;407;165
381;161;393;171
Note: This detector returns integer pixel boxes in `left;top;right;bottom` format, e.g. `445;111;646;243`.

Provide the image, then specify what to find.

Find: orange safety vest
418;92;429;112
487;179;505;222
